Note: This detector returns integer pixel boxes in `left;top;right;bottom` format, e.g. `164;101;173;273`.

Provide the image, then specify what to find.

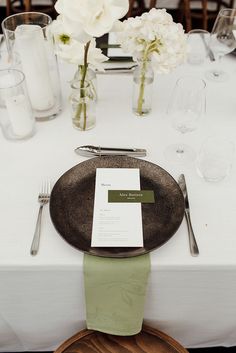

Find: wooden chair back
182;0;235;32
149;0;235;31
126;0;146;17
54;325;189;353
6;0;56;17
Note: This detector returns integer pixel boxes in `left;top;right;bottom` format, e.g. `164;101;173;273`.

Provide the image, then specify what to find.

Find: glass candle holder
2;12;61;121
0;68;35;140
196;137;234;182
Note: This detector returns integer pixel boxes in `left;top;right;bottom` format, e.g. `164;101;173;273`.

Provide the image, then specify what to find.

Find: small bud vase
70;67;96;131
132;60;154;116
72;67;97;101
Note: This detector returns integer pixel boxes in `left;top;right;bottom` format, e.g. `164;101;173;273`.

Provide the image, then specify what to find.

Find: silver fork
30;181;51;256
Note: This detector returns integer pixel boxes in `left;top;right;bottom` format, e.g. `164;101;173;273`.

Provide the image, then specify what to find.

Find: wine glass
206;8;236;82
164;76;206;164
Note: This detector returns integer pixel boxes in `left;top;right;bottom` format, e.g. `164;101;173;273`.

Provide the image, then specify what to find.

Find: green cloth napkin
83;253;150;336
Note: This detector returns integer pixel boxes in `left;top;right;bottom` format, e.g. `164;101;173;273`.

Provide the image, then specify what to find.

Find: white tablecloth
0;55;236;351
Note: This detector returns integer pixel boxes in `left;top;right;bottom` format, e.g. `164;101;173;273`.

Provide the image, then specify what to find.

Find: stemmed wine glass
164;76;206;164
206;8;236;82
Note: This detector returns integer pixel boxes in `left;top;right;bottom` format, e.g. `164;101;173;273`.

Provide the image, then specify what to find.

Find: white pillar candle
5;94;34;136
15;24;55;112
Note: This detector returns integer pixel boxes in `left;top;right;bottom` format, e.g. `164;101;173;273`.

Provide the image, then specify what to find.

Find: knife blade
178;174;199;256
75;145;147;157
200;33;215;62
98;64;137;74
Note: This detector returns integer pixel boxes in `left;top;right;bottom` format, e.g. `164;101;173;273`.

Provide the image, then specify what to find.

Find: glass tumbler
0;68;35;140
196;137;235;182
2;12;61;121
187;29;210;65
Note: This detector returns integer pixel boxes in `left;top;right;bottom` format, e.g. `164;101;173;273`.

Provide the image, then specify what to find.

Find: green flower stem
137;58;148;116
74;41;90;130
136;39;161;116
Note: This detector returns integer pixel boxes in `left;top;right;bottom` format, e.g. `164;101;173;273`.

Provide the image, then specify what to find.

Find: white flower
116;8;187;73
56;38;108;71
50;14;92;44
54;0;129;38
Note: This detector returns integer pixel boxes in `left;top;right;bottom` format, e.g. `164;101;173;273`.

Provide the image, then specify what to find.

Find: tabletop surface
0;54;236;271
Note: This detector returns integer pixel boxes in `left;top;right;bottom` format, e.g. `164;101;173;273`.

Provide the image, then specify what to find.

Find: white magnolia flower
54;0;129;38
50;14;92;44
56;38;108;71
116;8;187;73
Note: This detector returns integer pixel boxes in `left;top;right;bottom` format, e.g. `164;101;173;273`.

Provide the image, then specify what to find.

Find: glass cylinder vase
70;79;96;131
132;60;154;116
2;12;61;121
72;67;97;101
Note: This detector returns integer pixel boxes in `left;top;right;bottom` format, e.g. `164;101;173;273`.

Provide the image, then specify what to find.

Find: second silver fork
30;181;51;256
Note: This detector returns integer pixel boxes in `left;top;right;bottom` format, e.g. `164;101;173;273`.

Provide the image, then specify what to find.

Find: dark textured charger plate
50;156;184;258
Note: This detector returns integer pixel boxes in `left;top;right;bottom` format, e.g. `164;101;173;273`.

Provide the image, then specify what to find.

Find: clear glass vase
2;12;61;121
72;67;97;101
132;60;154;116
70;79;96;131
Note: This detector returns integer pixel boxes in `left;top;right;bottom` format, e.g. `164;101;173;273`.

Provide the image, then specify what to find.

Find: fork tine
41;181;46;196
39;181;49;197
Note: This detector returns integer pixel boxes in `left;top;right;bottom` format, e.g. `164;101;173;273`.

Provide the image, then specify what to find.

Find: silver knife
98;64;137;74
178;174;199;256
200;33;215;62
75;145;147;157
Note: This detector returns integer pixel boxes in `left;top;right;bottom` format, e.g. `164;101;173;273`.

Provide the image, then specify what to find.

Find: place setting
29;150;190;335
1;1;236;351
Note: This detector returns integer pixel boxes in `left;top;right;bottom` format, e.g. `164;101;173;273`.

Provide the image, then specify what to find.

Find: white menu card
91;168;143;247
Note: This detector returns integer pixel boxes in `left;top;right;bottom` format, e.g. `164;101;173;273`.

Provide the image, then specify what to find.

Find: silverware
178;174;199;257
75;145;147;157
98;64;137;74
200;33;215;61
199;32;215;62
208;48;215;62
30;181;51;256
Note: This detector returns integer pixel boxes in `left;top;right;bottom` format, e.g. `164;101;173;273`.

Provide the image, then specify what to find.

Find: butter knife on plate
178;174;199;256
75;145;147;157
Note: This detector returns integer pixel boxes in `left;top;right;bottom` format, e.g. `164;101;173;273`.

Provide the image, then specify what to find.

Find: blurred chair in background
126;0;146;17
181;0;235;31
149;0;235;31
6;0;56;17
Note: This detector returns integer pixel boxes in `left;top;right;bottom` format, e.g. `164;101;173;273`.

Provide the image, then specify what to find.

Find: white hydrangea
116;8;187;73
